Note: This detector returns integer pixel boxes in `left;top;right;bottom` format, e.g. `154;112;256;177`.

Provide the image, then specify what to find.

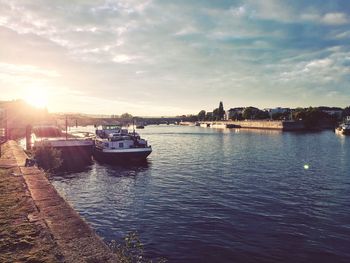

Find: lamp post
0;108;7;141
0;109;7;157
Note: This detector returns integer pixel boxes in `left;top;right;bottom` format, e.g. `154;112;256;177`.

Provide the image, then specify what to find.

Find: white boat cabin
95;125;148;150
96;125;128;138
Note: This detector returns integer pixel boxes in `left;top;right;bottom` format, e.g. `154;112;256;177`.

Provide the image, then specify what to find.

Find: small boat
226;124;241;128
94;125;152;163
335;122;350;135
136;125;145;129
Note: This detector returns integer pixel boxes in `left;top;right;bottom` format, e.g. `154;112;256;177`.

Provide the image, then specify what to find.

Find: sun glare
23;87;49;108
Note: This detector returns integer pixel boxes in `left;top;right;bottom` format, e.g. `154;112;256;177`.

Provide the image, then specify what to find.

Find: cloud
322;12;348;25
112;54;138;64
0;63;60;78
335;30;350;39
305;58;333;69
0;0;350;114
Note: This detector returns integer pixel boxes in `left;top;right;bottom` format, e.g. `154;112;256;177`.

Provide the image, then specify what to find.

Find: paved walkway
0;141;118;262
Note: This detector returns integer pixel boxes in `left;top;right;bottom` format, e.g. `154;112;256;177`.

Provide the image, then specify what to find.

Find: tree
205;112;213;121
242;107;255;120
272;112;285;120
242;107;269;120
292;107;331;129
213;108;220;121
218;101;225;120
187;114;198;122
292;108;305;120
343;106;350;118
120;113;133;120
33;145;63;172
229;110;243;120
198;110;206;121
255;110;270;120
272;111;291;120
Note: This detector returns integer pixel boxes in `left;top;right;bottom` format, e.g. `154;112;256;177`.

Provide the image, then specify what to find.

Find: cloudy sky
0;0;350;116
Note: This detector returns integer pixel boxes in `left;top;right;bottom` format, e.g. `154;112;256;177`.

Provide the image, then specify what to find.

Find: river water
51;125;350;263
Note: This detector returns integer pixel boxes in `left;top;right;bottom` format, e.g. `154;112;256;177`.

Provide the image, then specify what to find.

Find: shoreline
0;141;118;262
181;120;306;131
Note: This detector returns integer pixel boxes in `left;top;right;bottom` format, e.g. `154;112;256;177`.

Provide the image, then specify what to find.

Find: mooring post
26;125;32;150
65;115;68;140
4;109;8;141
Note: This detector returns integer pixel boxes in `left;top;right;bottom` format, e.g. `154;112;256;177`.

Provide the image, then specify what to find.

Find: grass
0;168;63;263
109;232;167;263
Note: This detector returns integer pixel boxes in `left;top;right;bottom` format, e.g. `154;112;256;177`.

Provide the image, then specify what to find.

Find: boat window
119;142;124;148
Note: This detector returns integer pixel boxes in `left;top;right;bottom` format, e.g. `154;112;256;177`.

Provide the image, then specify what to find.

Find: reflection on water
55;158;150;178
102;161;150;177
51;125;350;263
54;163;94;177
232;128;283;135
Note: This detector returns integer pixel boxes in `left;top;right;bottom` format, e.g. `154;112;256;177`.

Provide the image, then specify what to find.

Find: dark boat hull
93;148;152;163
32;144;93;170
58;146;93;164
47;146;93;170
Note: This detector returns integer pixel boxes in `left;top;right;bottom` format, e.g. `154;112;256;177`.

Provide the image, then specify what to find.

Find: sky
0;0;350;116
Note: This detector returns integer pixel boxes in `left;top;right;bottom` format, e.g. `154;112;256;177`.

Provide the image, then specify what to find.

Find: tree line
194;103;350;128
197;101;225;121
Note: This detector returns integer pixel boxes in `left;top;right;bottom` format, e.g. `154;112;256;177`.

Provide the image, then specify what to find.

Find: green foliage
272;112;290;120
33;145;63;172
197;110;206;121
229;111;243;120
205;112;213;121
109;232;166;263
242;107;269;120
213;108;219;121
121;113;133;120
292;107;334;129
255;110;269;120
343;106;350;118
218;101;225;120
242;107;256;120
187;115;198;122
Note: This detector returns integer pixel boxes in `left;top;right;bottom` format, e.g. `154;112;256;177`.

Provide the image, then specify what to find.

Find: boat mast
65;115;68;140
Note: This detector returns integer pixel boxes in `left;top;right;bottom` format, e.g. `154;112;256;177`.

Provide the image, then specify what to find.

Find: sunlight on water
303;164;310;170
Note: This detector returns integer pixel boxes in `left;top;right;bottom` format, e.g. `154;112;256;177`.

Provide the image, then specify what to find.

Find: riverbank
181;120;305;130
0;141;118;262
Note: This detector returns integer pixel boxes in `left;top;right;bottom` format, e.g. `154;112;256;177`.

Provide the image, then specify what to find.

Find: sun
23;87;49;108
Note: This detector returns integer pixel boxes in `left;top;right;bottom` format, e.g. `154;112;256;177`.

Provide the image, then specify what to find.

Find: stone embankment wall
230;120;304;131
0;141;118;263
200;120;305;131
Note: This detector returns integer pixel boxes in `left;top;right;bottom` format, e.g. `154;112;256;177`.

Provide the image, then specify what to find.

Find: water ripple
52;126;350;263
